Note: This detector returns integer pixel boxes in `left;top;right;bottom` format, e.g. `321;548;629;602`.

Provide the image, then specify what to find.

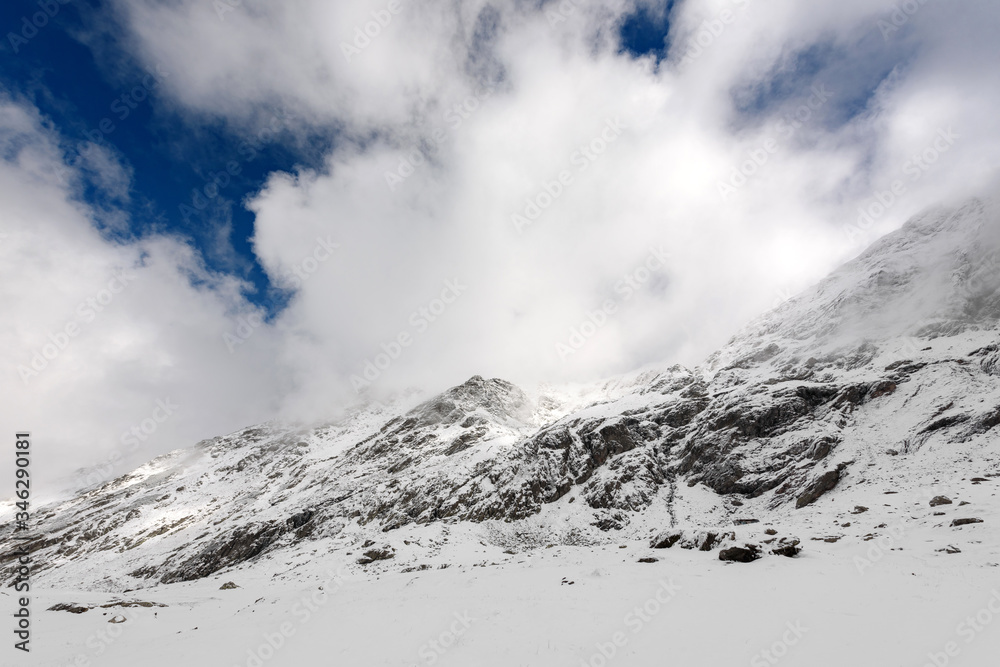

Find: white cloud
5;0;1000;488
235;0;1000;406
0;97;282;499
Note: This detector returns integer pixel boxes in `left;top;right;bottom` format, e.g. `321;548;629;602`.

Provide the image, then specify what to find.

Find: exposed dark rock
972;408;1000;434
807;437;838;461
770;538;802;558
401;564;433;573
651;531;683;549
885;360;927;374
99;600;166;608
921;415;970;434
357;547;395;565
128;566;158;579
719;544;761;563
650;531;683;549
868;381;897;399
951;518;983;527
7;211;1000;589
796;465;847;509
591;512;630;532
696;532;722;552
160;522;285;584
287;510;314;529
650;529;732;552
930;496;953;507
48;603;92;614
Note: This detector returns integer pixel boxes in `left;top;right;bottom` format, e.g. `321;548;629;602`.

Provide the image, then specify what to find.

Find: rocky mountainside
3;199;999;591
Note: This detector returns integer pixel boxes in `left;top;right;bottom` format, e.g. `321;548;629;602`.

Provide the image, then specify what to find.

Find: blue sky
0;0;337;316
0;0;674;320
618;0;674;61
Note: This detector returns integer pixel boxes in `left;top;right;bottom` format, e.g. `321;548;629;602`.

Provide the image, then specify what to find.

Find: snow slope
3;198;1000;666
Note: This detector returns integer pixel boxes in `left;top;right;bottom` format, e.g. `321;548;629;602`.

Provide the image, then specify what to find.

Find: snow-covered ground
16;460;1000;667
6;198;1000;666
17;546;1000;666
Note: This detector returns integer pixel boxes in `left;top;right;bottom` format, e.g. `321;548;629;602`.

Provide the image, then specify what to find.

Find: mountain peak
408;375;533;428
6;198;1000;593
708;197;1000;375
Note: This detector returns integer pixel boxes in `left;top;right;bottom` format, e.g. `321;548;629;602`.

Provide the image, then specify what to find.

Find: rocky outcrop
795;464;848;509
951;518;984;527
2;200;998;588
650;529;735;552
160;522;286;584
719;544;761;563
769;538;802;558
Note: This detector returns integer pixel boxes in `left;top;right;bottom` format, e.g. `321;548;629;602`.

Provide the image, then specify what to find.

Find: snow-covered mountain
3;198;999;597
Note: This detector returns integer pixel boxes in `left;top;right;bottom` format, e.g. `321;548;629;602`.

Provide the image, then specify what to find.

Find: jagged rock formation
2;199;999;589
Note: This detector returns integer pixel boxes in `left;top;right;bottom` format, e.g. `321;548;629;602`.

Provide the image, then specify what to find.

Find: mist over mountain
5;197;997;597
3;0;1000;664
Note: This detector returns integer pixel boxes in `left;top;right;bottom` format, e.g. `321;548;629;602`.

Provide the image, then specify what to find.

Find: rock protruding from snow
3;198;1000;589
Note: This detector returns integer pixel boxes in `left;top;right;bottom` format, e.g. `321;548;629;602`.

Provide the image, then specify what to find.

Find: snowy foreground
6;200;1000;666
16;470;1000;667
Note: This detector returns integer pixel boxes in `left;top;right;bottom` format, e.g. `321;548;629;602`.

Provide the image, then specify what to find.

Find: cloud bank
3;0;1000;494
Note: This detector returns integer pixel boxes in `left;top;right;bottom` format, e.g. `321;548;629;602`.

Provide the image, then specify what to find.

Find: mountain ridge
3;197;999;591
